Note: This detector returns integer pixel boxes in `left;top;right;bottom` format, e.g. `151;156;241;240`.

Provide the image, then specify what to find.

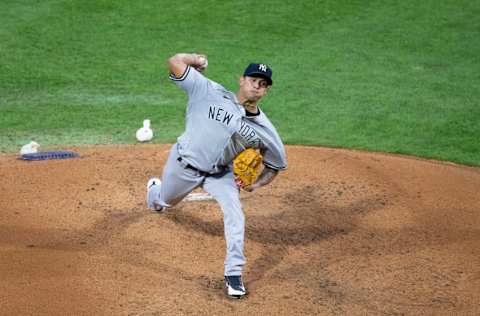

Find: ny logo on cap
258;64;267;72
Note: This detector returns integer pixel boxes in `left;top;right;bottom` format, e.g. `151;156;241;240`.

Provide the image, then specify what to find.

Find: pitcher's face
238;76;270;102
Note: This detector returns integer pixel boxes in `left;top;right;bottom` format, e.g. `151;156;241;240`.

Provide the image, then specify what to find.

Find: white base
185;192;214;202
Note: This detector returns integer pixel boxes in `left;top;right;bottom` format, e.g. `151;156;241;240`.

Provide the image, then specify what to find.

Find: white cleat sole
225;284;246;299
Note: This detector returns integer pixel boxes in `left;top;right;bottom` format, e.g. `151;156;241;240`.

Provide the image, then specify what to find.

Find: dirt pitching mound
1;144;479;315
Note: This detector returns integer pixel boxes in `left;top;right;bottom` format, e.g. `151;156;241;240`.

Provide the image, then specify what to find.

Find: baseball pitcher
147;53;287;298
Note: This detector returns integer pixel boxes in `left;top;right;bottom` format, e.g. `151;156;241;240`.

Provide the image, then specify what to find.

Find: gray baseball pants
147;144;245;276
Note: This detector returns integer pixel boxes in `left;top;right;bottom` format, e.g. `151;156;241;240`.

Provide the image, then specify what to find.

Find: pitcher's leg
147;144;203;209
203;172;245;276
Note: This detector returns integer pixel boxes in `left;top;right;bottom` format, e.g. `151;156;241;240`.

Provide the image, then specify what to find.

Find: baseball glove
233;148;262;187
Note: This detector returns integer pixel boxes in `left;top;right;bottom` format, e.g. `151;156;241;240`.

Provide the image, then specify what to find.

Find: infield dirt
1;144;479;315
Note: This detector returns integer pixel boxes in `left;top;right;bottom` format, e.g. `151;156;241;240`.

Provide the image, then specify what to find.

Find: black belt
177;157;210;177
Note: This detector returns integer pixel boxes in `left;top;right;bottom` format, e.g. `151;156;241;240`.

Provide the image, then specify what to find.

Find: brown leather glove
233;148;262;188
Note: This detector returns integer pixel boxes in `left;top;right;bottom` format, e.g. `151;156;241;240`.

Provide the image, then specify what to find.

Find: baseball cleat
224;275;246;299
147;177;161;189
147;178;164;212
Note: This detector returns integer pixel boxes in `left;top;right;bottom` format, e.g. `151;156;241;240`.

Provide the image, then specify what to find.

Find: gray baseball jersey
148;65;286;277
170;66;287;173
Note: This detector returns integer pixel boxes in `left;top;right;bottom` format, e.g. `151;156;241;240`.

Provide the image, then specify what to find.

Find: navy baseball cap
243;63;273;86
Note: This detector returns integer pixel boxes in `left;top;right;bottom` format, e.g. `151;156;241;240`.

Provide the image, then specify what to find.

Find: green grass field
1;0;479;165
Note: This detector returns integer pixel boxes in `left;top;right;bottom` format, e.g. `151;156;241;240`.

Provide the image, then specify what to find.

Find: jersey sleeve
261;140;287;171
169;66;208;100
249;112;287;171
260;124;287;171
